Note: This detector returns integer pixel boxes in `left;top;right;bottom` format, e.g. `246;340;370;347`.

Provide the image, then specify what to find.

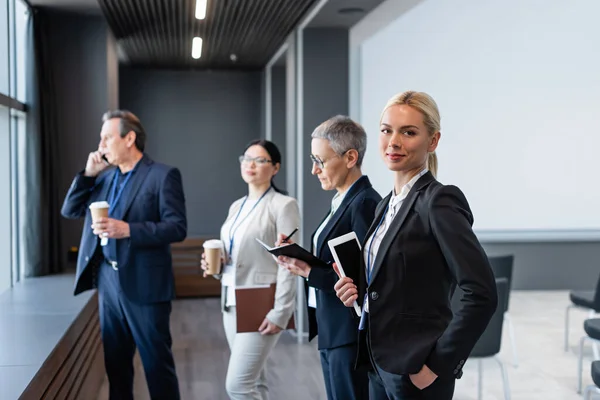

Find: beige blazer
219;189;300;329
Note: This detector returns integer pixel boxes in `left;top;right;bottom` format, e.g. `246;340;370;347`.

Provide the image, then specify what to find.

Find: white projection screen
358;0;600;241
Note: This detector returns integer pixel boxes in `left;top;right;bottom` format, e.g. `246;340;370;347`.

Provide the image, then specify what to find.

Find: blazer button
459;360;465;365
85;256;89;262
370;291;379;301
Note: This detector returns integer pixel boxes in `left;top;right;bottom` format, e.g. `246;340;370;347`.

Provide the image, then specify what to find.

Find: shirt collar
389;168;429;209
331;178;359;213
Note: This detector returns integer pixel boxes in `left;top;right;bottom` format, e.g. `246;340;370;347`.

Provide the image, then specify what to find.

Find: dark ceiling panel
98;0;317;70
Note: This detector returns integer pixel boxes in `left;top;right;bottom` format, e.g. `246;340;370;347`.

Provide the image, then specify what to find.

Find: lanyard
108;169;134;215
228;186;272;257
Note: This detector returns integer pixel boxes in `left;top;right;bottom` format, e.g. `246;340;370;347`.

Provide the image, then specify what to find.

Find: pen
282;227;298;243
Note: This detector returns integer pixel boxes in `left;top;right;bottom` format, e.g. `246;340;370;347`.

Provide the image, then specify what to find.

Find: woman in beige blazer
203;139;300;400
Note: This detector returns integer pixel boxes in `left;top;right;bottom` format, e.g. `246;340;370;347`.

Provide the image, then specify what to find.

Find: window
0;0;30;294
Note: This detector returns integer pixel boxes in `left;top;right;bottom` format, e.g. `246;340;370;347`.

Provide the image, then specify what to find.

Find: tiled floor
97;291;600;399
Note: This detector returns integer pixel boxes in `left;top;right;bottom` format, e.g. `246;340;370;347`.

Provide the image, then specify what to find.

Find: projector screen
358;0;600;241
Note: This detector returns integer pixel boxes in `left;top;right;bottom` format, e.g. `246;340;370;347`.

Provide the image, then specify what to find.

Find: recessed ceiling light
192;37;203;59
195;0;207;20
338;7;365;15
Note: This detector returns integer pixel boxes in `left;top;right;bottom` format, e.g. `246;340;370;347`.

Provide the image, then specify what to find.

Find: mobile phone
101;154;110;165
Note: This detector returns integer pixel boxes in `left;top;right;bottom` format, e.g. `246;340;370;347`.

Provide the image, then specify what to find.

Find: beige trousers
223;306;282;400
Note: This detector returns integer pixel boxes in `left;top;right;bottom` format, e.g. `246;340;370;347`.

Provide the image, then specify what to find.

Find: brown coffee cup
203;239;224;275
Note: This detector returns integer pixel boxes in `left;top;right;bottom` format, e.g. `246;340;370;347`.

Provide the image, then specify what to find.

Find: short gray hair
311;115;367;167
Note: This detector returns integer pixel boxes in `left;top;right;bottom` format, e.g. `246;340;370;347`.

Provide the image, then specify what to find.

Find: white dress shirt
362;169;429;312
308;186;351;308
221;198;258;307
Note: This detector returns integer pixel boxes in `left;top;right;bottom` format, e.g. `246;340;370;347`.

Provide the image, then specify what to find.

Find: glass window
0;105;11;293
14;0;28;103
0;0;9;96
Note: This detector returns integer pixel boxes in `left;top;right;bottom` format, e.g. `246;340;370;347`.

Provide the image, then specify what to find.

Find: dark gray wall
119;68;262;237
483;242;600;290
48;11;118;268
271;65;287;192
301;28;350;246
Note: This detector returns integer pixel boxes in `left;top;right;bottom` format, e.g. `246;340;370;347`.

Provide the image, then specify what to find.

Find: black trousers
98;261;180;400
365;323;454;400
368;367;455;400
319;343;369;400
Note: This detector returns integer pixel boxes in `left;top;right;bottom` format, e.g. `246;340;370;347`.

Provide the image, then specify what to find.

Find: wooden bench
171;237;221;298
19;292;105;400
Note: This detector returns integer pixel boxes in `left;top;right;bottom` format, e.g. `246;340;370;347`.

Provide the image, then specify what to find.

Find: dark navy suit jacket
61;154;187;304
306;175;381;350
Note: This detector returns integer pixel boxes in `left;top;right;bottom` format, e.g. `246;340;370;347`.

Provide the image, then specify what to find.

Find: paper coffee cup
89;201;110;246
203;239;224;275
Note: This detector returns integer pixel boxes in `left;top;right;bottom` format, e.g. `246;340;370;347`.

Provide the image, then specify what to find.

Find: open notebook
255;238;329;268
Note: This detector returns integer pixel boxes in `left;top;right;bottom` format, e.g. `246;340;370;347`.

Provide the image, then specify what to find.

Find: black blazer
357;172;497;378
306;176;381;350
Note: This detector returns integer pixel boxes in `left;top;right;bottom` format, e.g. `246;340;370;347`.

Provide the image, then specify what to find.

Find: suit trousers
223;306;282;400
97;260;180;400
319;343;369;400
368;364;455;400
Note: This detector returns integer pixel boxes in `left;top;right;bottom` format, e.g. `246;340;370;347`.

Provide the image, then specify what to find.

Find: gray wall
271;65;287;191
119;68;262;237
48;11;119;268
301;28;350;246
483;242;600;290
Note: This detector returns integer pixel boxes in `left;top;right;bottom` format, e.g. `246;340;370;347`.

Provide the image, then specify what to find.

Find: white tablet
328;232;362;316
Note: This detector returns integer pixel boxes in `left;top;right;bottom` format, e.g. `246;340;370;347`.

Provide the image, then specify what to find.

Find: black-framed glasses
239;155;273;165
310;150;351;169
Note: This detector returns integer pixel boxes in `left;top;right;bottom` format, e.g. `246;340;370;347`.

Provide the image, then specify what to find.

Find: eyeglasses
310;150;351;169
239;155;273;165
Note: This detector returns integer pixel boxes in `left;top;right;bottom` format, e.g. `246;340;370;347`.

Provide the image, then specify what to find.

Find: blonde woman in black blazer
334;91;498;400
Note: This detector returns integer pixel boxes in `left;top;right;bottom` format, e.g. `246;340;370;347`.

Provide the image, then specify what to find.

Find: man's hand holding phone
84;151;110;177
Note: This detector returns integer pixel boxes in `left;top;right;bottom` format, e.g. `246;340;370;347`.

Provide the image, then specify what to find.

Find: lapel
117;154;153;219
315;176;372;258
368;172;435;286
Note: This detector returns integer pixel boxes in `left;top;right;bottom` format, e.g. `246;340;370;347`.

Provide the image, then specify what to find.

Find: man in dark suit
61;110;186;400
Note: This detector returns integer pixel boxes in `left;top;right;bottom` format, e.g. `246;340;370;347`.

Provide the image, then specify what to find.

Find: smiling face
379;104;440;174
240;144;279;186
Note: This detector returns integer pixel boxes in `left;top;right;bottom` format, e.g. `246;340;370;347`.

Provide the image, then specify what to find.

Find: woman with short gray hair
277;115;381;400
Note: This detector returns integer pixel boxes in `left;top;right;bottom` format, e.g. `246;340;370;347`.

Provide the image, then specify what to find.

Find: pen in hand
282;227;298;243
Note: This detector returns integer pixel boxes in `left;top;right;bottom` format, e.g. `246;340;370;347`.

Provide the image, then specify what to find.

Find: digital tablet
327;232;362;316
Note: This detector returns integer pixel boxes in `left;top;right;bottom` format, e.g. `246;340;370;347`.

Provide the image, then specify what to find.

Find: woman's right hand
333;263;358;307
275;233;295;247
200;253;209;278
200;252;225;278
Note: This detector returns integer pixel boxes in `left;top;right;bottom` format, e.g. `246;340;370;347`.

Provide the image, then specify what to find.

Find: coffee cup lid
203;239;223;250
89;201;110;209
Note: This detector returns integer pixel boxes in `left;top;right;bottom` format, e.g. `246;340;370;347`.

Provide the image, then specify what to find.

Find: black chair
578;319;600;393
583;361;600;399
451;278;510;400
488;255;518;367
565;273;600;356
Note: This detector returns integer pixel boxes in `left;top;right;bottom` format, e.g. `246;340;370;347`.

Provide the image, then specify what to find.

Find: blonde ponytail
428;152;438;178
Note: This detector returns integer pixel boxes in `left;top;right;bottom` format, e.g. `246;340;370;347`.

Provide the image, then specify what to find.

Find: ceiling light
195;0;207;20
192;37;203;59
